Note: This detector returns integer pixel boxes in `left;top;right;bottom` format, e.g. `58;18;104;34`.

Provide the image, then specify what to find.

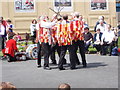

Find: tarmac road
1;54;118;89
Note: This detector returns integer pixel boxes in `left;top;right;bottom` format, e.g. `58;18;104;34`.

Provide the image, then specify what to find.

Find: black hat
84;27;89;30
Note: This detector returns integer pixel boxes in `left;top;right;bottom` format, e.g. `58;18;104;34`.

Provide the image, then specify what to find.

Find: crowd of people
29;12;119;70
0;12;120;70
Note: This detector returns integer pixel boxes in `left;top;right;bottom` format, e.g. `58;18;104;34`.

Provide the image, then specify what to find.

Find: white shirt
30;23;37;36
101;30;115;43
96;33;100;41
40;20;56;28
0;24;5;35
96;24;107;33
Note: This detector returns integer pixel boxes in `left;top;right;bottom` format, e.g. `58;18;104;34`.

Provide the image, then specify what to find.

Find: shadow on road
50;62;108;70
77;62;108;69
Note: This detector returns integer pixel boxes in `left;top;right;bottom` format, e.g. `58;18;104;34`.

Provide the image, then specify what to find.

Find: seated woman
4;35;18;62
93;28;103;54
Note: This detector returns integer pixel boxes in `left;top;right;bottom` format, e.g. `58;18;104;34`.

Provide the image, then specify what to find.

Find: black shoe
83;64;87;68
1;56;7;60
70;67;77;70
8;60;12;62
51;62;57;65
76;62;81;65
59;68;65;70
44;67;51;70
37;65;41;68
101;53;106;56
108;54;111;56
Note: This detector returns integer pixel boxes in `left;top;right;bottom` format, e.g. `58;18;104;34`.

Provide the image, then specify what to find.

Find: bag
112;47;118;56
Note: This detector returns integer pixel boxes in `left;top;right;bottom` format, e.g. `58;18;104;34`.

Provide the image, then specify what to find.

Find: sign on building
54;0;73;11
15;0;35;12
91;0;108;10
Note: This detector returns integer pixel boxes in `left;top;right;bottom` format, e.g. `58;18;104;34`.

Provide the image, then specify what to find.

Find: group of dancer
35;12;87;70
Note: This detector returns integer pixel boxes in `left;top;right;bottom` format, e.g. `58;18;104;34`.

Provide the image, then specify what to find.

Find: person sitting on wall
101;24;116;56
94;16;106;32
93;28;103;54
83;27;93;54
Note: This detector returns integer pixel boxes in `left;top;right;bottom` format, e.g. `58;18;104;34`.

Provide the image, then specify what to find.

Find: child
4;35;18;62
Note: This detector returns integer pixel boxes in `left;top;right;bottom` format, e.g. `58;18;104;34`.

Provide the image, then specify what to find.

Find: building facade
0;0;117;33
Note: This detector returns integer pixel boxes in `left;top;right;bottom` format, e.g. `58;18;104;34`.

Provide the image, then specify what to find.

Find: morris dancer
56;14;76;70
39;15;57;70
70;12;87;68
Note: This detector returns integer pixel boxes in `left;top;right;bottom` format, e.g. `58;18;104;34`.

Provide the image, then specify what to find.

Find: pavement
0;54;118;89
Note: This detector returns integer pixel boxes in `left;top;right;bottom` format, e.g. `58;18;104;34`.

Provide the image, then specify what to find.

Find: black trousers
73;40;87;66
50;43;66;64
1;37;6;49
72;42;80;65
101;41;114;55
37;42;41;66
42;43;51;67
58;45;76;69
93;44;101;52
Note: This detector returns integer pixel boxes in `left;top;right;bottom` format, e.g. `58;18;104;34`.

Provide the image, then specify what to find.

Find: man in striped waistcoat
39;16;57;70
70;12;87;68
56;14;76;70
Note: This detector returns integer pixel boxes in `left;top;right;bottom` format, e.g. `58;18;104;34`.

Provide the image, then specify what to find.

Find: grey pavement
1;54;118;88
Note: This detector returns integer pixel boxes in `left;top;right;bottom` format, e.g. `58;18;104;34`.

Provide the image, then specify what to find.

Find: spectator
117;21;120;30
94;16;106;32
6;19;16;40
0;16;8;29
4;35;18;62
30;19;37;44
93;28;103;54
101;24;115;56
113;27;118;47
0;20;7;60
58;83;71;90
0;82;17;90
96;20;107;33
83;27;93;53
6;19;14;32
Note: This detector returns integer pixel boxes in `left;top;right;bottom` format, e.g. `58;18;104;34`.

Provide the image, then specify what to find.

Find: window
91;0;108;10
15;0;35;12
116;0;120;12
54;0;73;11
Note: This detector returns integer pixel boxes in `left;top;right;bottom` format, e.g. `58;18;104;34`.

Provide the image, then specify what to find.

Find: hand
86;41;90;44
35;39;38;43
